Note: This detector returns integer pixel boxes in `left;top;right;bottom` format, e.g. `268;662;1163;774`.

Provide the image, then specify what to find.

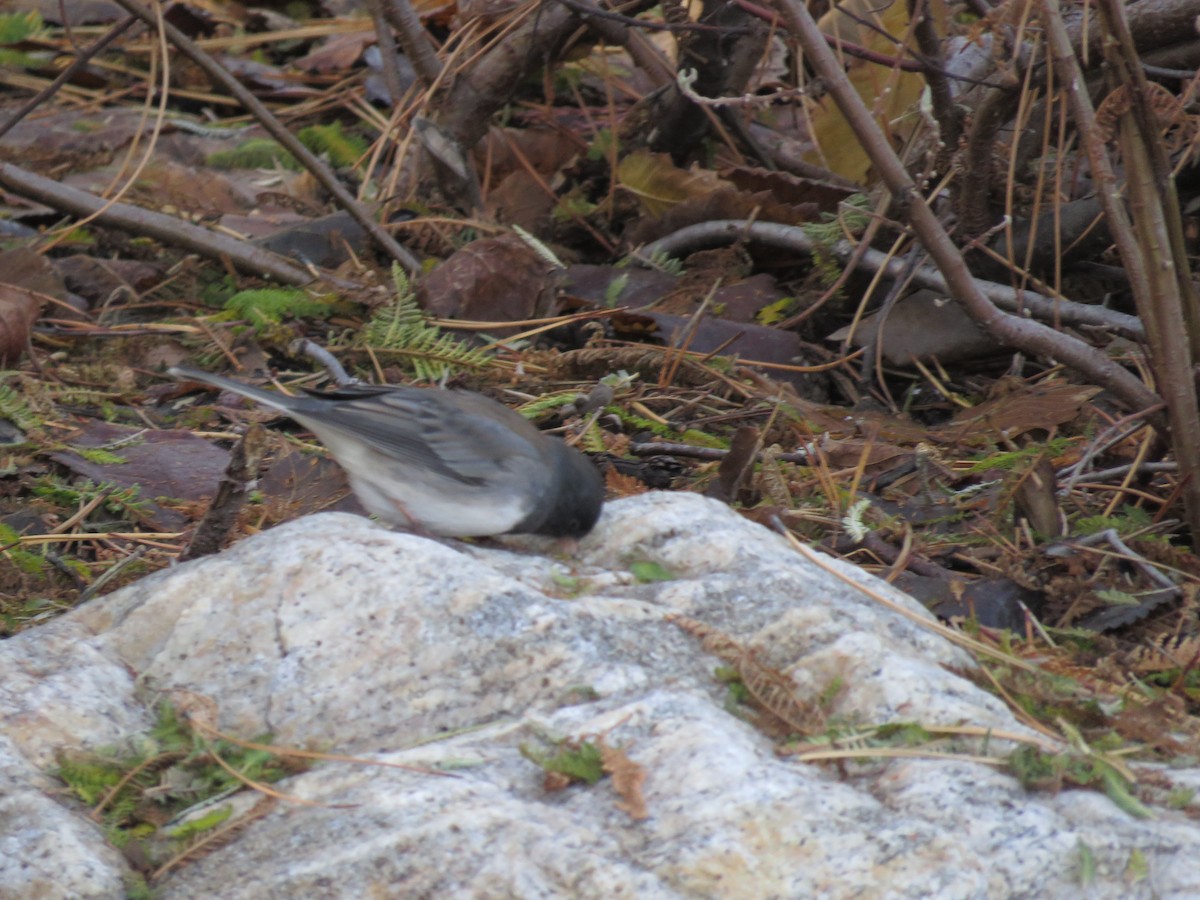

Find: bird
168;365;605;538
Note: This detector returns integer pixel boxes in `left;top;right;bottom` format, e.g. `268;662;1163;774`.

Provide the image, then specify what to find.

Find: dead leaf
418;234;558;321
0;284;40;364
806;0;938;183
616;150;727;218
480;127;581;181
708;426;760;502
294;31;375;73
721;165;856;212
1013;456;1065;539
598;739;648;821
485;169;555;233
932;382;1102;446
827;289;996;365
50;421;234;530
0;247;61;364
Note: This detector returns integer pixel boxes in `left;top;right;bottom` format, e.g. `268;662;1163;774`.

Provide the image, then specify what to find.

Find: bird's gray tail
168;365;299;413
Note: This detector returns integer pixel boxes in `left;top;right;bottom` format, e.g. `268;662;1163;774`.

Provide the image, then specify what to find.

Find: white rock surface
1;492;1198;898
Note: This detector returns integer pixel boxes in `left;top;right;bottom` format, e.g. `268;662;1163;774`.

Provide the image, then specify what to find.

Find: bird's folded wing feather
298;388;547;486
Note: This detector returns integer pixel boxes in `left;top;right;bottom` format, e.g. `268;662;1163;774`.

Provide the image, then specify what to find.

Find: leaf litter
2;0;1200;832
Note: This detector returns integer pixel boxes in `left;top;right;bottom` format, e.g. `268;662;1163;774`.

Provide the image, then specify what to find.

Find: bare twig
642;219;1145;339
767;0;1163;437
1043;0;1200;546
108;0;423;274
0;162;320;286
367;0;409;106
181;425;268;561
0;16;137;141
383;0;443;86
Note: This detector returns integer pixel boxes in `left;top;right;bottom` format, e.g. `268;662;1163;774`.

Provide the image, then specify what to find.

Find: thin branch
383;0;444;86
642;219;1145;340
367;0;409;106
0;16;137;141
766;0;1163;425
108;0;423;274
0;162;321;286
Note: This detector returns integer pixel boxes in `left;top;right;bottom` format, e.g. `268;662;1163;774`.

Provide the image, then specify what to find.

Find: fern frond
633;246;684;276
356;265;493;381
0;380;39;432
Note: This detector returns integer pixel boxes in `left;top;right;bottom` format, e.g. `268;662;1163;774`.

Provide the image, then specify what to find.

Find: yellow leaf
616;149;726;217
806;0;945;184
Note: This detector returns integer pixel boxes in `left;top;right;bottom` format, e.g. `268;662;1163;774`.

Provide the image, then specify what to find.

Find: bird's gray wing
295;387;549;486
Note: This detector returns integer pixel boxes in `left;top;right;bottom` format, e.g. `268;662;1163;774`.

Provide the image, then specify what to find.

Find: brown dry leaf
481;127;581;180
1013;456;1065;539
709;425;760;502
417;234;559;321
932;382;1102;446
133;160;253;219
598;739;648;821
616;150;727;218
827;290;996;365
721;165;856;212
812;435;912;476
258;444;359;522
294;31;375;73
485;170;555;233
0;246;58;363
0;296;40;362
50;421;234;530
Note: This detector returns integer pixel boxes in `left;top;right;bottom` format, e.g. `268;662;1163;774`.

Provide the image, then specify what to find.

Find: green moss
207;138;298;170
521;739;605;785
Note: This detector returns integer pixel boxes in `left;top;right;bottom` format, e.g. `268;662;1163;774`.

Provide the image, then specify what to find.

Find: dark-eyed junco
168;365;605;538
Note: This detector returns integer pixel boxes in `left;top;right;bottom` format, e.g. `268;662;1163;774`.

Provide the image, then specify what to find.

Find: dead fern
149;797;277;883
668;613;827;736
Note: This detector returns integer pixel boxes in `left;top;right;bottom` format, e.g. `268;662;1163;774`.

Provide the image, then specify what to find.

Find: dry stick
0;16;136;140
367;0;409;106
652;213;1156;422
907;0;961;156
769;0;1163;432
108;0;422;275
642;220;1145;339
566;0;675;88
384;0;443;86
1043;0;1200;547
432;1;578;151
38;4;172;255
0;162;318;285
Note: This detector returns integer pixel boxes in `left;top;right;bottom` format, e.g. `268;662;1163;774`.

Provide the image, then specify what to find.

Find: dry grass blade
778;529;1043;674
187;715;458;778
90;751;186;821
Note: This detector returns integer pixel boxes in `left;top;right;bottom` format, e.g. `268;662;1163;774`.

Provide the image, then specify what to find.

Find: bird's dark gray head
530;443;605;538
